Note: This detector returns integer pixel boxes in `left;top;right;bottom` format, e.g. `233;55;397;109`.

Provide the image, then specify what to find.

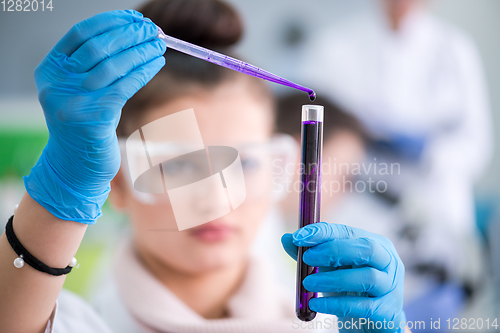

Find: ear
109;169;128;210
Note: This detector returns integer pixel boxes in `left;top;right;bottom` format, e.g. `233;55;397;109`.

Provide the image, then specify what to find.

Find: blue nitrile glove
282;222;406;333
24;10;166;223
372;132;427;161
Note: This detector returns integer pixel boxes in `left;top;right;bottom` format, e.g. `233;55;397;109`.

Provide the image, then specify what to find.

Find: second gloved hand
282;222;406;333
24;10;166;223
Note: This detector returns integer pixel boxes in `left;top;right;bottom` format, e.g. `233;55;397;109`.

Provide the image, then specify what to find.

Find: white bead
69;257;77;267
13;257;24;268
13;204;19;214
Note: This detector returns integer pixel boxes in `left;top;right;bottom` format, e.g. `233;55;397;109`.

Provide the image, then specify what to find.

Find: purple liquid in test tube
296;105;324;322
156;27;316;101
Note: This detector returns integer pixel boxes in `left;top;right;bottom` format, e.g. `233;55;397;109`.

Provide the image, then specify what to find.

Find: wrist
11;193;87;268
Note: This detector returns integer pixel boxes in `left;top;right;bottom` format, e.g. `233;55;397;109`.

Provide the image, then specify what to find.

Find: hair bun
138;0;243;49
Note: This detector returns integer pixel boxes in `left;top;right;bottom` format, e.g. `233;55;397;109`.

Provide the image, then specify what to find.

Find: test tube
296;105;324;322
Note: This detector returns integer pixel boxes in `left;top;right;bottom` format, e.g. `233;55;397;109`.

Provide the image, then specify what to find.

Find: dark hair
117;0;272;137
138;0;242;49
275;93;366;142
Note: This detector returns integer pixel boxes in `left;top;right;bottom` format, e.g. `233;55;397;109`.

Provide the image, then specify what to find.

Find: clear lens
119;134;297;205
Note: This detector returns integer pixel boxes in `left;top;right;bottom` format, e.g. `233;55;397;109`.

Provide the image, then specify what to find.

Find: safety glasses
118;134;297;206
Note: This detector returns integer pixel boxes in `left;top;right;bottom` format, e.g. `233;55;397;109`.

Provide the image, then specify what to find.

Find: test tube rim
301;105;324;122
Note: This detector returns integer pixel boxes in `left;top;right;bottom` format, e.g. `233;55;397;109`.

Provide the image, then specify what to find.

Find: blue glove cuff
24;151;110;224
396;311;407;333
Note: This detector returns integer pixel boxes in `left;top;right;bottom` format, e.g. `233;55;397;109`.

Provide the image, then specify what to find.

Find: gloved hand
24;10;166;224
372;132;427;161
282;222;406;333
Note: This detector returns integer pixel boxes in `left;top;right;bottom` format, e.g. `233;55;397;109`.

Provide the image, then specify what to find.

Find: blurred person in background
299;0;493;326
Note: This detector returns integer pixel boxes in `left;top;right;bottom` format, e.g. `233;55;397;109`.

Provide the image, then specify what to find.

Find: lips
188;221;237;242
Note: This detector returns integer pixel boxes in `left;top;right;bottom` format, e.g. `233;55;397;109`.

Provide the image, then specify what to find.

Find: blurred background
1;0;499;331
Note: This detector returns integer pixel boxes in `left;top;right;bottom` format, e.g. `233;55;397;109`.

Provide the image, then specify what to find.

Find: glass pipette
157;27;316;101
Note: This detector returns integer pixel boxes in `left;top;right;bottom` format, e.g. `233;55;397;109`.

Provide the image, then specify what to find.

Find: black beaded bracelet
5;215;76;276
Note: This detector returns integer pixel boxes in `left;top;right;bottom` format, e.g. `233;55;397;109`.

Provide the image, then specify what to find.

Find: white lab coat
300;8;492;283
45;239;334;333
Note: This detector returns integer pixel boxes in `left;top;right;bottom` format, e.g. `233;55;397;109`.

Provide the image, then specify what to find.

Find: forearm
0;192;87;333
0;10;165;333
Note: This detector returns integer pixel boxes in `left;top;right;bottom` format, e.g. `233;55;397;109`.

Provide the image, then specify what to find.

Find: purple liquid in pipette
156;28;316;101
296;118;322;322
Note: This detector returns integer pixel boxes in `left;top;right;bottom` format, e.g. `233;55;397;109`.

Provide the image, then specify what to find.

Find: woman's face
111;78;275;275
